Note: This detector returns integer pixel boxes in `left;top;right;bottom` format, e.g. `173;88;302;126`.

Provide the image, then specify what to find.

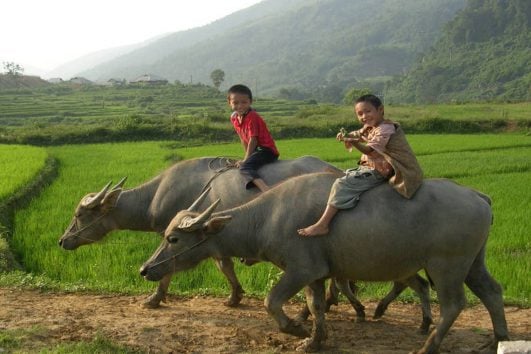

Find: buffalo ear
101;189;122;212
204;216;232;234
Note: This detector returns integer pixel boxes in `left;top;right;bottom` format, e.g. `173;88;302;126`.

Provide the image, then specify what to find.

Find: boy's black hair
228;84;253;101
355;94;382;108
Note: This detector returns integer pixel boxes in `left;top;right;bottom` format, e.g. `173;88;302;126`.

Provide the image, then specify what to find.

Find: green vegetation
0;145;47;201
387;0;531;103
0;73;50;90
0;327;141;354
0;85;529;146
79;0;465;101
0;84;314;145
74;0;529;103
0;145;49;272
3;134;530;306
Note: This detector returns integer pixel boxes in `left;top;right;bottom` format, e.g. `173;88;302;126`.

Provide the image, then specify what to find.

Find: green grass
1;85;529;145
0;145;47;201
387;102;531;121
4;134;531;306
0;328;142;354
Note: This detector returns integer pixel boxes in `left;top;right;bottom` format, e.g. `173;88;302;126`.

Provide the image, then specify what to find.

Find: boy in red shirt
228;84;279;191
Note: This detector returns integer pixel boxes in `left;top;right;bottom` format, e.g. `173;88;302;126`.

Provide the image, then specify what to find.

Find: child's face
228;93;252;117
354;102;384;127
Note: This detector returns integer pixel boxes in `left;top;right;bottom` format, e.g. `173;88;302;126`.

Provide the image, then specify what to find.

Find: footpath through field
0;288;529;353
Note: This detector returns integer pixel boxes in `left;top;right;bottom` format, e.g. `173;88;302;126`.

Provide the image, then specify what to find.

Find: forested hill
79;0;465;101
386;0;531;103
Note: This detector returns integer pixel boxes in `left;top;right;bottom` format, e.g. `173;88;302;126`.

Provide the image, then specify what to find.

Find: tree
3;62;24;76
343;87;372;105
210;69;225;90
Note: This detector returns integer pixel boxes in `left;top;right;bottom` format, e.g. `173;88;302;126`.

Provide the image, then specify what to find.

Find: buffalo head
140;189;231;281
58;177;127;249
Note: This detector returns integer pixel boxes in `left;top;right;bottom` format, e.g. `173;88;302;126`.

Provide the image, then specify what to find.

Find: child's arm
244;136;259;160
349;140;374;155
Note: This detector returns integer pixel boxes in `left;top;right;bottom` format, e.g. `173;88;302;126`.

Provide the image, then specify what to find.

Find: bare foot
297;224;329;237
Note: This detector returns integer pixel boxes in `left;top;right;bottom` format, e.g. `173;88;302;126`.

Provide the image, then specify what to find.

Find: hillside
44;33;176;81
79;0;465;102
386;0;531;103
0;74;50;90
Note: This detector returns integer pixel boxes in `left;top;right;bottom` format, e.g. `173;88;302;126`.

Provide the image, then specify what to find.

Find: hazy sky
0;0;263;74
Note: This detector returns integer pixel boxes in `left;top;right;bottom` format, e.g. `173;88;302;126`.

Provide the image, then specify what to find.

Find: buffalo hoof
419;318;433;335
296;337;321;352
408;347;437;354
354;314;366;323
293;305;311;323
373;303;387;319
142;293;164;309
478;339;503;353
224;288;245;307
324;299;338;312
282;320;310;338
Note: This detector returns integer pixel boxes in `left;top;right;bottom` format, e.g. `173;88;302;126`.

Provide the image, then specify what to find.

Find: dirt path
0;288;529;353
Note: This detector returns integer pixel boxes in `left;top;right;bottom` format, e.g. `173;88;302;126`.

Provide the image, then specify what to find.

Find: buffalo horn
112;176;128;190
187;187;212;212
180;199;221;231
82;181;112;208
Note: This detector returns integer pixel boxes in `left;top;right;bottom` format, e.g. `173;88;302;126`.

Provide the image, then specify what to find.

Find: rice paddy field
4;134;531;306
0;145;47;202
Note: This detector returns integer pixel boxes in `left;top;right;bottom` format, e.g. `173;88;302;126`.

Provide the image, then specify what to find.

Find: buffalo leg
294;278;340;322
265;272;312;339
294;277;364;323
374;274;432;334
297;279;327;352
214;257;244;307
415;265;467;354
465;248;509;350
335;278;366;322
406;275;433;334
325;278;340;310
143;273;172;308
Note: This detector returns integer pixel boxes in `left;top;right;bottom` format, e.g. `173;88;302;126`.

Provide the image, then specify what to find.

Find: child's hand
337;127;348;141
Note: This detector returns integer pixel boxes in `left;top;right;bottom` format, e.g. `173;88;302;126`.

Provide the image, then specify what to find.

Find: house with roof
68;77;93;85
130;73;168;85
106;78;127;86
47;77;64;84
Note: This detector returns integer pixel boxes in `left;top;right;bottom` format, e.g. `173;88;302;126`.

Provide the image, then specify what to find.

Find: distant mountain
44;33;169;81
79;0;466;101
386;0;531;103
79;0;307;82
44;44;140;80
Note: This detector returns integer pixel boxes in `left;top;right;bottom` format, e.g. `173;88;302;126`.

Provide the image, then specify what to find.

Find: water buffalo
58;156;431;327
59;156;338;307
140;173;508;353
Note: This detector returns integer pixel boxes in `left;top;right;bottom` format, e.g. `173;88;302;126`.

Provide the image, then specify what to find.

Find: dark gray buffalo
140;173;508;353
59;156;336;307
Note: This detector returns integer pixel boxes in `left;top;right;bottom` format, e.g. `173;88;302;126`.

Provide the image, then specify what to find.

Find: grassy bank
0;145;53;272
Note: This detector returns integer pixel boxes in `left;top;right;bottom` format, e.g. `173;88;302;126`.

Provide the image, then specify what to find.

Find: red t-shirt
230;109;279;156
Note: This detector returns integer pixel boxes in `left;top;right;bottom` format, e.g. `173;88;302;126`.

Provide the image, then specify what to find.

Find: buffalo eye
168;235;179;244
